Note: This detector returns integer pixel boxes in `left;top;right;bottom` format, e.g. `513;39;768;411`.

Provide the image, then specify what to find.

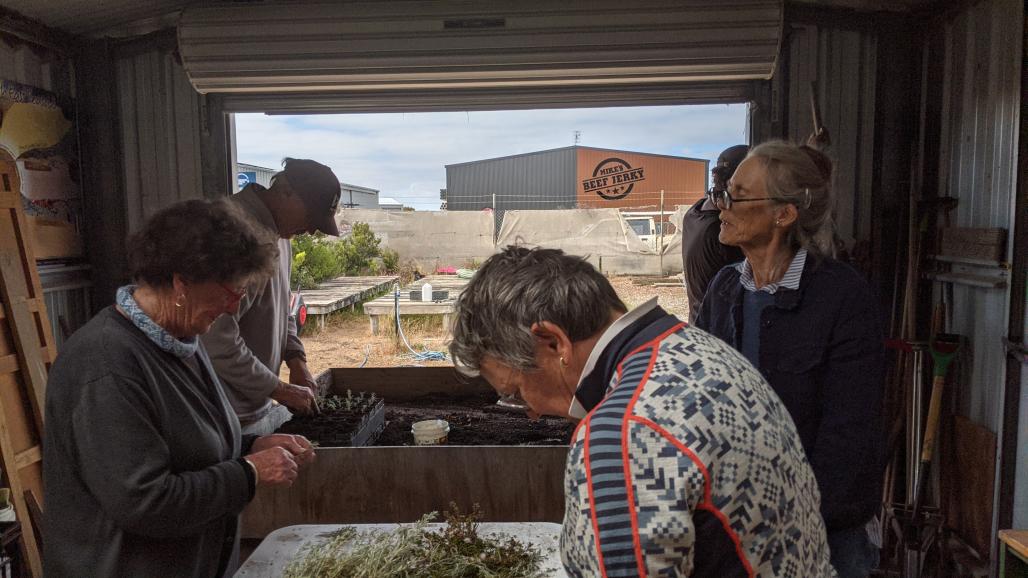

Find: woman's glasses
710;186;774;211
496;392;530;411
218;283;247;306
494;367;530;411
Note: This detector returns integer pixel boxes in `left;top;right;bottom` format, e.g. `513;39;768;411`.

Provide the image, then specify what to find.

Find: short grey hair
449;246;627;374
748;140;836;256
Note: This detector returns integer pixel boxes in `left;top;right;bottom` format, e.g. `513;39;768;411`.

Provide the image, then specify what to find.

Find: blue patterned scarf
116;285;198;359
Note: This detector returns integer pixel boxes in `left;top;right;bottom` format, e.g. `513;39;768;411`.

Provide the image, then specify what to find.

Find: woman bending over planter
43;199;316;578
449;246;835;577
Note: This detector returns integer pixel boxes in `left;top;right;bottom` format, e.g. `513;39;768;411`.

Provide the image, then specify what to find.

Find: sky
235;104;748;211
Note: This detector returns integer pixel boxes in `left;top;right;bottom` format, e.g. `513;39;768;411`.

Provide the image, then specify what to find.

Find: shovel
910;332;961;518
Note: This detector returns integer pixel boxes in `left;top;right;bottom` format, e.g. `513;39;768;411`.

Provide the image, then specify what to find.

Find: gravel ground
287;275;689;377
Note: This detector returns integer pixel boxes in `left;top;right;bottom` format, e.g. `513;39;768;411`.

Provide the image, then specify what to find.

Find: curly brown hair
127;199;279;288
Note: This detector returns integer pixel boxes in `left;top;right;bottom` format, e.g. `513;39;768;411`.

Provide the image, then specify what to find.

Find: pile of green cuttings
283;506;545;578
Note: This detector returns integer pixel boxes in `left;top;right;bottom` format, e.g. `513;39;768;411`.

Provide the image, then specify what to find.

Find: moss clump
283;504;544;578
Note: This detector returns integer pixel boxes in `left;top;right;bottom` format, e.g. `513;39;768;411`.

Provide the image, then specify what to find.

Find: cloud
236;104;747;210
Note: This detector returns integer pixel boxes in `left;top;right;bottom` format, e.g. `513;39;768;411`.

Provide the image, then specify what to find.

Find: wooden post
658;189;665;276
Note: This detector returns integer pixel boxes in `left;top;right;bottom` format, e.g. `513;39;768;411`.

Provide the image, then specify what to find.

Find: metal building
235;162;276;189
444;146;707;217
340;182;379;209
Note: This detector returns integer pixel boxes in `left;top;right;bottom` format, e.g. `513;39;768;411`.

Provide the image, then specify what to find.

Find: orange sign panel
575;148;707;211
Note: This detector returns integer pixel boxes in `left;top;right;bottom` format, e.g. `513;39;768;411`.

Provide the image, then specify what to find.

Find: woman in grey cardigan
43;199;316;578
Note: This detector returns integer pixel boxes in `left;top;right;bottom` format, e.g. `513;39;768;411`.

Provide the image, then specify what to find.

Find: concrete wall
338;208;495;271
339;207;683;276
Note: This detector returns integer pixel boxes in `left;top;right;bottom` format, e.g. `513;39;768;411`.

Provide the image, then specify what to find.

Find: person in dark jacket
695;140;885;578
43;200;316;578
681;145;746;323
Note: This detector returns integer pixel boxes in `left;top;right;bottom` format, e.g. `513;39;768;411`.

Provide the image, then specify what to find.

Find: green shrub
336;222;381;275
291;224;397;288
381;248;400;273
291;233;343;289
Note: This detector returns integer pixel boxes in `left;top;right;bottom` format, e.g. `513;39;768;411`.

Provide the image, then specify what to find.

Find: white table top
236;522;567;577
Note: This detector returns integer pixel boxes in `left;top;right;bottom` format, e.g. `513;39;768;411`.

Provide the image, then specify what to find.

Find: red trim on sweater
620;344;660;578
629;415;756;578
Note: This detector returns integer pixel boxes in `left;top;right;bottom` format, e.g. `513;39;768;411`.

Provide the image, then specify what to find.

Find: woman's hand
245;447;298;487
251;433;316;467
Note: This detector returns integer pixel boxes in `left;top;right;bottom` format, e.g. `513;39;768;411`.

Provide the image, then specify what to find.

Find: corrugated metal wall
784;23;878;246
0;41;71;95
446;147;577;230
928;0;1022;433
116;46;205;232
39;264;92;350
345;189;379;209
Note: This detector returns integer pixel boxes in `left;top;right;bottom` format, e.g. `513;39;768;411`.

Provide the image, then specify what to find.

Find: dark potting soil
279;392;573;447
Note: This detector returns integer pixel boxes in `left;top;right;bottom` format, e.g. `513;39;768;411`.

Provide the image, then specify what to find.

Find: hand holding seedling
246;447;298;487
272;381;318;415
252;433;317;467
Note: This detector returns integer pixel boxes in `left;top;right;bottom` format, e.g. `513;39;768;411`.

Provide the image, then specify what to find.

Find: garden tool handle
920;374;946;463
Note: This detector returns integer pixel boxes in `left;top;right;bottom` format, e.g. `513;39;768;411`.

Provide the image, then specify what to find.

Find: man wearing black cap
203;158;342;435
680;145;748;324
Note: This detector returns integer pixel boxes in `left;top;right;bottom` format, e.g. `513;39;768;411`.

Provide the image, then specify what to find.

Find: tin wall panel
0;39;74;98
785;24;877;246
39;265;93;350
115;47;205;232
930;0;1021;433
446;148;577;230
446;148;576;210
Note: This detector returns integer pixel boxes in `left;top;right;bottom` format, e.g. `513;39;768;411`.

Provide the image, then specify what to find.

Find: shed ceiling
1;0;193;37
8;0;940;38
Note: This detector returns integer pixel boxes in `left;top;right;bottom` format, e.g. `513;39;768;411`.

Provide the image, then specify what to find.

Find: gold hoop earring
775;219;782;226
559;356;568;367
174;294;187;308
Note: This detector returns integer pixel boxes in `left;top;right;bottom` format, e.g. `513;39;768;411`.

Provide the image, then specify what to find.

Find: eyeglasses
496;393;530;411
494;368;530;411
218;283;247;306
710;186;775;211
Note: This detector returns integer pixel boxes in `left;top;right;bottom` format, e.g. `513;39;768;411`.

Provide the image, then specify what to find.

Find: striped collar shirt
735;248;808;294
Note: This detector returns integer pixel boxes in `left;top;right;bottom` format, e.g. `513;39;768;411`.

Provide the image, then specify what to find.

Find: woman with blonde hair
696;140;885;578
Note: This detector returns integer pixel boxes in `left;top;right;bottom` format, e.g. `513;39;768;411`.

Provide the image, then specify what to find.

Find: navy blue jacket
695;253;885;532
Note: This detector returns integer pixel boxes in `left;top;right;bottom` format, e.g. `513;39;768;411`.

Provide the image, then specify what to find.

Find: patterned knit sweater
560;309;836;577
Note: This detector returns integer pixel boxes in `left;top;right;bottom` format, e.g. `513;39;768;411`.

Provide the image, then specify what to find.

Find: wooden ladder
0;191;56;577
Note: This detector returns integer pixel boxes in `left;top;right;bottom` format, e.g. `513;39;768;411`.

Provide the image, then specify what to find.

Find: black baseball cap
279;158;341;236
703;144;750;210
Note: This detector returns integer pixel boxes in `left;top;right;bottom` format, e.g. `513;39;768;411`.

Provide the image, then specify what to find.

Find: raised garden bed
242;367;569;540
280;390;572;447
